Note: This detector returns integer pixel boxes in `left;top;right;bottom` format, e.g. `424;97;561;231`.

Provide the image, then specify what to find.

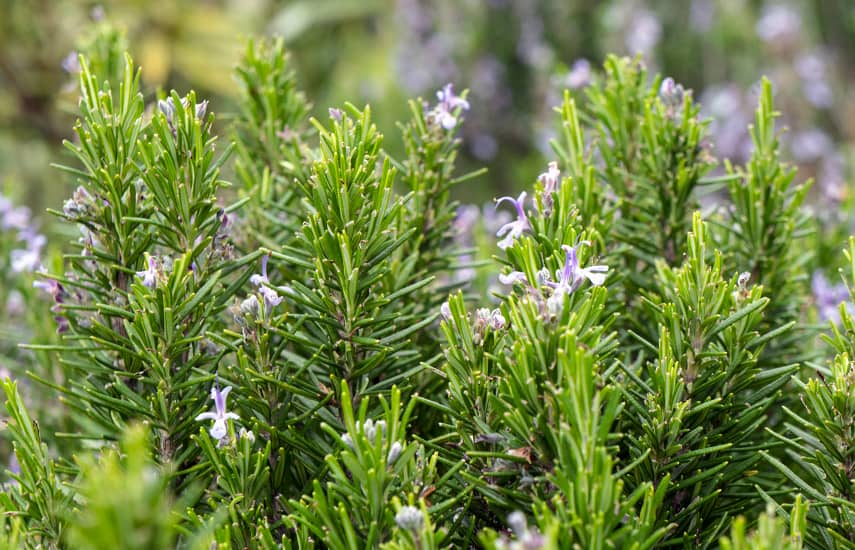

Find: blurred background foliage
2;0;854;214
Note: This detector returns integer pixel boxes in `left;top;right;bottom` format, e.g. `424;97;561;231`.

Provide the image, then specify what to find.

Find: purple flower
495;192;530;249
61;51;80;74
195;382;240;441
789;129;831;163
33;276;65;301
2;206;31;231
625;9;662;55
10;248;41;273
195;100;208;120
440;301;452;320
157;98;176;122
756;5;801;45
506;511;545;549
250;255;284;311
538;162;561;215
499;271;527;285
250;255;271;286
328;108;343;122
659;77;686;109
565;59;591;89
546;244;608;313
135;256;158;288
259;286;283;309
812;271;851;324
538;162;560;195
432;83;470;130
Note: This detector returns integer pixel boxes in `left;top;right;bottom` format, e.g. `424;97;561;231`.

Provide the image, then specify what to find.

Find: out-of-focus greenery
2;0;854;210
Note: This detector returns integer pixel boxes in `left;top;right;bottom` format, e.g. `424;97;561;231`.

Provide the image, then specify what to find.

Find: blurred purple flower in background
700;84;753;163
61;51;80;74
565;59;592;89
812;270;852;324
789;129;832;164
756;4;801;45
625;9;662;56
795;50;834;108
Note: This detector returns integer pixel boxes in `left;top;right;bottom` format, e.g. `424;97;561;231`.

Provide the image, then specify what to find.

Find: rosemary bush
0;36;851;549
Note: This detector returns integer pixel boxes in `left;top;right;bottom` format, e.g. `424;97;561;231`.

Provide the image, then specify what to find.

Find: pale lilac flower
440;301;452;320
546;244;608;313
250;255;271;286
489;310;506;330
432;83;470;130
659;77;686;112
135;256;158;288
505;511;545;549
36;270;70;333
195;100;208;120
328;108;343;122
538;162;560;195
157;98;176;122
250;255;283;311
33;276;64;301
495;192;530;249
499;271;527;285
259;286;283;310
195;382;240;441
482;202;512;235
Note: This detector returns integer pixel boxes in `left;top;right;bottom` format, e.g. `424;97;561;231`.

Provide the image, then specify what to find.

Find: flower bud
240;295;260;316
387;441;403;465
395;506;424;531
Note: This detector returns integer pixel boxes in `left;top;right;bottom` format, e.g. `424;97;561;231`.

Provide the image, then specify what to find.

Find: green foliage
1;379;69;546
764;237;855;549
622;213;796;545
43;55;243;483
67;425;185;550
231;37;313;252
286;384;447;549
720;499;808;550
719;78;812;369
3;32;847;549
